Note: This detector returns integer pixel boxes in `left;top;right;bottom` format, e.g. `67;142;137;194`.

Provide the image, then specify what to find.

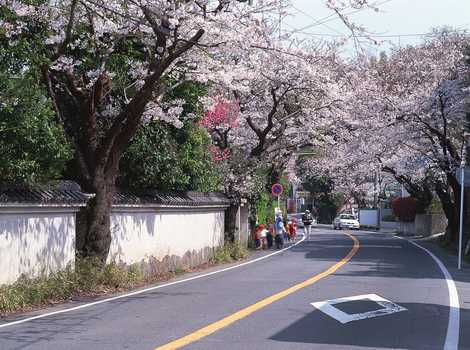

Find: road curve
0;228;458;350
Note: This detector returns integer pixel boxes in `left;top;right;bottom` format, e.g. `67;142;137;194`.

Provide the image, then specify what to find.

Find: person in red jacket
288;218;297;240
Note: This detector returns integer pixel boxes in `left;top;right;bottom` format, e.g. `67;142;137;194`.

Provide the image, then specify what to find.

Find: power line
291;5;345;36
289;0;394;35
282;28;469;39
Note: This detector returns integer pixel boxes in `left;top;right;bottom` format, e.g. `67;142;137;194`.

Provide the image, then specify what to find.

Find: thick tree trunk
80;187;114;261
225;202;239;243
75;165;118;262
435;181;459;245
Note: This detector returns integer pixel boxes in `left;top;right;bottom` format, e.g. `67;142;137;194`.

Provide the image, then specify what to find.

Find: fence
0;186;229;285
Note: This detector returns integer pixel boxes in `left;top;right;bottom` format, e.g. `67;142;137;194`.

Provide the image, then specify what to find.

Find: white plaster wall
359;209;379;227
108;209;225;264
0;210;76;285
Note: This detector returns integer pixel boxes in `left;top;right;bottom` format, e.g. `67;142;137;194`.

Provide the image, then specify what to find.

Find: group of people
252;209;315;250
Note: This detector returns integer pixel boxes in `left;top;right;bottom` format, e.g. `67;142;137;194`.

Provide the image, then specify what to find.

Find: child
252;225;261;249
274;210;285;249
258;224;268;249
288;218;297;241
267;219;274;249
284;220;291;242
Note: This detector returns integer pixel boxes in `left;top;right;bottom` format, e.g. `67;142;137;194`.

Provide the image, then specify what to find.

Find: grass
0;242;250;315
210;241;249;264
0;258;146;315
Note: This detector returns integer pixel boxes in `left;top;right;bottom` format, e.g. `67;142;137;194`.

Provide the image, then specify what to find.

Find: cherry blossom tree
199;35;343;239
0;0;380;253
309;30;470;243
0;0;288;260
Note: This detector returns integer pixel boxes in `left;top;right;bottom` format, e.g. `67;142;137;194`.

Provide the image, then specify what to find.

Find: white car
333;214;360;230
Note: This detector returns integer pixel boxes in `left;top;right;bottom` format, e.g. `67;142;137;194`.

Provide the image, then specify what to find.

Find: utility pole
459;132;470;267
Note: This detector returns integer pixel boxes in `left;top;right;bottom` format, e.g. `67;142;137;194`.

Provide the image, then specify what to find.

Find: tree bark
435;180;459;245
75;162;118;261
225;202;239;243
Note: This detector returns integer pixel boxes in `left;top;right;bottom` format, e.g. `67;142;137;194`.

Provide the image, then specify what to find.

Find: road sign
271;183;283;197
456;167;470;187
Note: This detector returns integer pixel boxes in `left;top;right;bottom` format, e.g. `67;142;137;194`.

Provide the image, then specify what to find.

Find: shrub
210;241;248;264
0;259;144;314
392;197;417;223
0;245;249;315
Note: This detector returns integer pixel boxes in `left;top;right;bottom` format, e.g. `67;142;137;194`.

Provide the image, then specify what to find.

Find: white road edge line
0;235;306;329
399;237;460;350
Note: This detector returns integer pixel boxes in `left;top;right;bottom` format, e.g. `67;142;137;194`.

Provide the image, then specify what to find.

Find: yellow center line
154;232;360;350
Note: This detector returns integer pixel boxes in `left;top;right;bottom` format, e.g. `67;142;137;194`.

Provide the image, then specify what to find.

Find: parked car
333;214;360;230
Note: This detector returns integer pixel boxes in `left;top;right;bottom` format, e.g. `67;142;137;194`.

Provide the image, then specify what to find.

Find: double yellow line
155;232;360;350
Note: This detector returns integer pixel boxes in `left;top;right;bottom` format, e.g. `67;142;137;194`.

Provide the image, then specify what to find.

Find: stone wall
397;214;447;237
415;214;447;237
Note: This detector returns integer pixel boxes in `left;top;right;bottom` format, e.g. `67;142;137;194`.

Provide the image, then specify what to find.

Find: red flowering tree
200;98;239;162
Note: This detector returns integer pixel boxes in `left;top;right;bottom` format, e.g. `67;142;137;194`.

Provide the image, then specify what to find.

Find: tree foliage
119;121;220;192
303;175;344;224
0;31;72;185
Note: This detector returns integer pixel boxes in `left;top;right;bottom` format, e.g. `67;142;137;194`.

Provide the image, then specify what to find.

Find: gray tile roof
114;191;230;207
0;182;230;207
0;187;89;205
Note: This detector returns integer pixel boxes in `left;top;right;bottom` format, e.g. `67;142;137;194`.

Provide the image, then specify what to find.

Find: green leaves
0;74;72;185
119;121;220;192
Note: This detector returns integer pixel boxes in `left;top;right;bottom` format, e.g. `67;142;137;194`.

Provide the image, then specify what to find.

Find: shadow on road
270;302;462;349
291;232;470;285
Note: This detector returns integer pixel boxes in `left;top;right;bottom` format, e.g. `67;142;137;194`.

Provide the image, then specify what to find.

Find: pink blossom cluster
200;99;239;130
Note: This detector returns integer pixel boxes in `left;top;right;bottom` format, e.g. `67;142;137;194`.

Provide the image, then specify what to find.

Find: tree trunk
435;181;459;245
75;164;118;262
80;187;114;262
225;202;239;243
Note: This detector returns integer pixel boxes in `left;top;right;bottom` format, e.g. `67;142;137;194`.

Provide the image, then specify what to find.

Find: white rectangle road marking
311;293;407;324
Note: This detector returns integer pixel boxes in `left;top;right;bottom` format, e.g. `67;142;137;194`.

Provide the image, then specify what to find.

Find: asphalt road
0;228;463;350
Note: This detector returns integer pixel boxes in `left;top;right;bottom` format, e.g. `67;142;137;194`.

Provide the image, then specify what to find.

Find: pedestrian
302;210;314;237
274;210;285;249
284;220;291;242
267;218;274;249
252;225;261;249
258;224;268;249
288;218;297;240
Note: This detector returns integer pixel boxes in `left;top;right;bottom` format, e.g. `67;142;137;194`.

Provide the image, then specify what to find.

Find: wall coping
112;204;230;213
0;203;230;215
0;205;82;214
0;184;230;209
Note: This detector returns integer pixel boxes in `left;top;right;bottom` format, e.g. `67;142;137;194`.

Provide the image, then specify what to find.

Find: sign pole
459;166;465;270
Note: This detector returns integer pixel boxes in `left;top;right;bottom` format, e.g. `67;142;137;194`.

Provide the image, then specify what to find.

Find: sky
284;0;470;56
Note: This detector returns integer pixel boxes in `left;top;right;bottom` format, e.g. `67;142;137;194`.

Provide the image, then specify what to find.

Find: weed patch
0;245;249;316
0;258;145;315
210;241;249;264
